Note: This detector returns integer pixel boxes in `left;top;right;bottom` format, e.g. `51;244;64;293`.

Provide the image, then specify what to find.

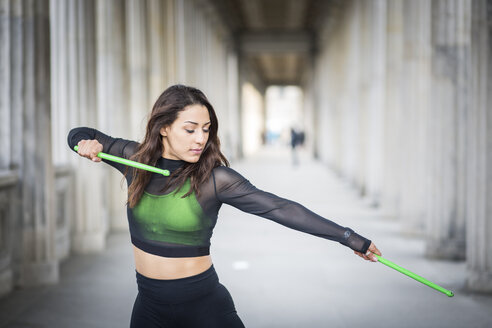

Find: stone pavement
1;146;491;328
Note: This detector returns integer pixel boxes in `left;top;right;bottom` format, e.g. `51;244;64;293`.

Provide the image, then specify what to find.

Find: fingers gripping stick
74;145;170;176
373;253;454;297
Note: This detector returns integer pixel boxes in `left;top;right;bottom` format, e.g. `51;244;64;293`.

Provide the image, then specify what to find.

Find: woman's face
160;104;211;163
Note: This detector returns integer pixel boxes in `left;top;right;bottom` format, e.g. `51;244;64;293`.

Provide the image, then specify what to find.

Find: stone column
174;0;186;83
198;8;210;90
356;0;372;194
184;0;196;85
96;0;128;231
165;0;177;84
414;0;432;232
225;49;240;160
363;0;386;207
4;0;24;294
148;0;166;99
9;0;22;171
324;6;346;170
18;0;58;286
399;0;432;235
0;0;12;296
340;1;361;187
211;26;230;126
466;0;492;293
235;46;248;159
398;0;419;230
50;0;73;261
126;0;149;140
382;0;404;216
0;171;17;296
302;47;317;161
68;0;108;253
50;0;69;167
0;0;10;170
312;34;323;163
425;0;470;260
96;0;127;228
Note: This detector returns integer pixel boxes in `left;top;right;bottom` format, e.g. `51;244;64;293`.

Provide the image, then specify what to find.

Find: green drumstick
73;145;170;176
373;253;454;297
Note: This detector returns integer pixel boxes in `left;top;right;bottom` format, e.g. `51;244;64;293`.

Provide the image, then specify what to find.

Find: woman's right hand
354;242;381;262
76;139;103;162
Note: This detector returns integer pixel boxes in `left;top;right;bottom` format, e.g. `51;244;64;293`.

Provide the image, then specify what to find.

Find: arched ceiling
210;0;339;86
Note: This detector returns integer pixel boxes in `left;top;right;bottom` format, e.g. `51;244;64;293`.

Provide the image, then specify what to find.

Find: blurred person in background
290;126;305;166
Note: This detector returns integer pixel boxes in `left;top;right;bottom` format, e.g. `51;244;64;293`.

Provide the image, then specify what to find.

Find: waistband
131;235;210;258
135;265;219;304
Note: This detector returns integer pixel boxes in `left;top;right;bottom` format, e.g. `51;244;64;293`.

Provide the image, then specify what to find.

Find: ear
160;127;167;137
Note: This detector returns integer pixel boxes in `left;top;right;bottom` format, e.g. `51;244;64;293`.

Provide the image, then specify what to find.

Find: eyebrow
184;121;211;125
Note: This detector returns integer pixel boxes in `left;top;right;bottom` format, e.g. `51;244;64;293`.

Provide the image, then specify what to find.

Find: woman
68;84;381;328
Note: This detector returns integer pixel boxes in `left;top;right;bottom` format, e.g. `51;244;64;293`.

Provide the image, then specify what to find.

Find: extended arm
213;166;373;254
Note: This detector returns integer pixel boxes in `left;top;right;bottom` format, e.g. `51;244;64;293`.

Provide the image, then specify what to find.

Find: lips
190;149;202;155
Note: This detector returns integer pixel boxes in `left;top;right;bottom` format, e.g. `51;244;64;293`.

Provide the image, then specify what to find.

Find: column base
18;260;59;287
72;231;106;254
0;268;13;297
425;238;466;261
467;270;492;293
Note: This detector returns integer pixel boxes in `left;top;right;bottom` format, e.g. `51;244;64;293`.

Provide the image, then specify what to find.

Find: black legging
130;265;245;327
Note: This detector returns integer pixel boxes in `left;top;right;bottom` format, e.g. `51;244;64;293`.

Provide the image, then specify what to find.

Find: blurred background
1;0;492;327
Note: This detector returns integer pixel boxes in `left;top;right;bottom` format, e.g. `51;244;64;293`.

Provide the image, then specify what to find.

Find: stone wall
308;0;492;292
0;0;239;298
0;0;58;294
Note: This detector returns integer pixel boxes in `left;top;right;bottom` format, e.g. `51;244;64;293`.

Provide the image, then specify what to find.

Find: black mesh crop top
67;127;372;258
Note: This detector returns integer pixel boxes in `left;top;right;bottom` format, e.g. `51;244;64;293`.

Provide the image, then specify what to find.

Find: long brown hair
125;85;229;208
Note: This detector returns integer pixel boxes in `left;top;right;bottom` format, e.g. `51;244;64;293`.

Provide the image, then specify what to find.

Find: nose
195;131;206;145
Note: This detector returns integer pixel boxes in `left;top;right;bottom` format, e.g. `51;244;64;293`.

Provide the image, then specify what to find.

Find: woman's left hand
354;242;381;262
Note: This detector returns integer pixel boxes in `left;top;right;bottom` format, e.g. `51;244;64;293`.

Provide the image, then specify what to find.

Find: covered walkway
1;0;492;326
1;147;490;328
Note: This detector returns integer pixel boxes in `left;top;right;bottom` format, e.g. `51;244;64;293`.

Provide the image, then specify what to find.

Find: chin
183;155;201;163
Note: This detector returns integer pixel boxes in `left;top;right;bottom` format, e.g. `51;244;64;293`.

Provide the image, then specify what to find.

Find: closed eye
185;129;209;133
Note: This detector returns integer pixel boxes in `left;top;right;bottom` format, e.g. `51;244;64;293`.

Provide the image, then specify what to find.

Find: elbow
67;128;77;149
67;127;93;150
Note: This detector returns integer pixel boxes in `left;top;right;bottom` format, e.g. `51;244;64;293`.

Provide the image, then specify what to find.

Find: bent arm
67;127;138;174
213;166;371;254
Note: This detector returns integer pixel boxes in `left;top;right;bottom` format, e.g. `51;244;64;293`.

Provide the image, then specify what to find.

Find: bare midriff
133;245;213;280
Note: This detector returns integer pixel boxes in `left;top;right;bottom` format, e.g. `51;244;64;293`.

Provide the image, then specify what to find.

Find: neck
158;157;185;171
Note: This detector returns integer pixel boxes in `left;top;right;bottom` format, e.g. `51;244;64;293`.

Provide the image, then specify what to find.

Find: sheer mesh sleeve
67;127;139;174
212;166;371;254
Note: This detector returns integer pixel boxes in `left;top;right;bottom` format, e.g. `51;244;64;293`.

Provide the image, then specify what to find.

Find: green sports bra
132;179;213;246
